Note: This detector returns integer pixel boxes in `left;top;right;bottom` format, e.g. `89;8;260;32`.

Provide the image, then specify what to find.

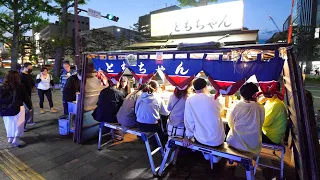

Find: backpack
0;86;20;116
116;91;141;128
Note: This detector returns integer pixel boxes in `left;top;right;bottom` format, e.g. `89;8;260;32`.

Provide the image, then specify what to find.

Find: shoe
12;137;20;146
40;109;45;114
50;108;57;113
27;122;36;126
8;138;13;143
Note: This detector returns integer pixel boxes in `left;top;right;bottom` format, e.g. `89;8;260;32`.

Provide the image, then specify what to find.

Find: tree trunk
53;2;69;77
306;60;313;74
11;0;19;71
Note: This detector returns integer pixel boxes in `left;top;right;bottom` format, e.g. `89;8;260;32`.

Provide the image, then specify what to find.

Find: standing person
135;80;169;133
36;67;57;114
118;76;131;97
20;62;35;126
166;84;191;137
226;83;265;155
62;69;82;116
183;78;225;163
0;71;32;146
60;61;76;115
93;79;124;123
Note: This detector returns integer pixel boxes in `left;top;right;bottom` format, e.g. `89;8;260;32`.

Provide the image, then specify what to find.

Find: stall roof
84;43;290;55
126;31;258;50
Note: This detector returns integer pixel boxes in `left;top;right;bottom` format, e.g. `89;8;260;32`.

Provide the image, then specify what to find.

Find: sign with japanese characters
151;1;244;37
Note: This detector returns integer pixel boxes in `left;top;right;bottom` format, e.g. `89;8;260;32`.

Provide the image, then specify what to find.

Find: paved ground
0;89;302;180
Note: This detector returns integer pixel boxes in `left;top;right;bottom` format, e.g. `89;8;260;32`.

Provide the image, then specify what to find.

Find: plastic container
58;118;70;135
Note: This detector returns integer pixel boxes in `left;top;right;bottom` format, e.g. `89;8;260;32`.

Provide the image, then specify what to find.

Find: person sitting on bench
262;83;288;145
93;79;124;123
183;78;225;163
226;82;265;155
135;80;169;133
117;84;147;128
166;83;191;137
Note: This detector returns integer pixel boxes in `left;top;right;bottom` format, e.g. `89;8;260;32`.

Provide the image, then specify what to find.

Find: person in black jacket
0;71;32;146
94;79;124;123
62;69;82;115
20;62;35;126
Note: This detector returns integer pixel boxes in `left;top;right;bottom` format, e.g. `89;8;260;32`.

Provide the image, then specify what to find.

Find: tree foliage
80;29;117;52
0;0;55;70
177;0;217;7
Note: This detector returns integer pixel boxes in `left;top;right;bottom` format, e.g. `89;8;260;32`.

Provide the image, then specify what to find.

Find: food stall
73;43;319;180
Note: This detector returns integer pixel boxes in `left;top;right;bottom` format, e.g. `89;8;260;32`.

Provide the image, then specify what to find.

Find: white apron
3;106;25;138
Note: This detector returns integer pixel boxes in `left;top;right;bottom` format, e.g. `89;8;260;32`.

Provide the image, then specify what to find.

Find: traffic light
106;14;119;22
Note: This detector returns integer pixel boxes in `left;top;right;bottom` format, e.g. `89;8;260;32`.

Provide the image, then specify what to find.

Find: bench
158;138;256;180
98;122;165;175
254;143;285;179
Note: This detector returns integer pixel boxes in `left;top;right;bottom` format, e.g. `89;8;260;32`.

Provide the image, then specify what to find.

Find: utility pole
74;0;80;68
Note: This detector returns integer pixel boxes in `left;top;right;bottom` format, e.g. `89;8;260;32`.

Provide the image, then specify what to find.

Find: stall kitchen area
0;91;296;180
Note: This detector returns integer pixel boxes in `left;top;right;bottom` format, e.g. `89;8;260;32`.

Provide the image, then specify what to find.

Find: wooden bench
98;122;165;176
158;138;256;180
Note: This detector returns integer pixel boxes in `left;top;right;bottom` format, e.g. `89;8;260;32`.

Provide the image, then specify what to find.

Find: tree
38;39;55;65
51;0;87;77
0;0;54;70
80;29;117;52
177;0;218;7
0;50;10;60
293;26;320;74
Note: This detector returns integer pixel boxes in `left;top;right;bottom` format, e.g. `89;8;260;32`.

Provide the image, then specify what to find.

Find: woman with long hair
166;84;192;137
36;67;57;114
0;71;32;146
118;76;131;97
135;80;169;132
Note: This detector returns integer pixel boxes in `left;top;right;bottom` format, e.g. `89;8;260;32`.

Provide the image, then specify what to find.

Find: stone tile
17;150;41;161
82;169;112;180
71;164;98;178
100;161;127;176
25;155;52;167
59;143;83;153
41;166;69;180
67;147;92;158
44;149;67;159
78;152;101;163
62;158;86;171
32;161;59;174
53;172;81;180
51;153;76;166
88;156;114;169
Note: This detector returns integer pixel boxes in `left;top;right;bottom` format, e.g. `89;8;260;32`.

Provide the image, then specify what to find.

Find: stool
254;143;285;179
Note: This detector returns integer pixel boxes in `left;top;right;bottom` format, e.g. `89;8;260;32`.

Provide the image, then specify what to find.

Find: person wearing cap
93;79;124;123
226;82;265;155
118;76;131;98
262;84;287;145
183;78;225;163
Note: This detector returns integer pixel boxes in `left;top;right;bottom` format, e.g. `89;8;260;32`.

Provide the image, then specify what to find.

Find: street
306;83;320;112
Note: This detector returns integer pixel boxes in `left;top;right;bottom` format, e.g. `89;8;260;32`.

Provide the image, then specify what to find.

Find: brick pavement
0;90;297;180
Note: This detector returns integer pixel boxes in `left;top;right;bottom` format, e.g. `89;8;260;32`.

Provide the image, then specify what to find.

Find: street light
117;28;121;32
51;39;55;42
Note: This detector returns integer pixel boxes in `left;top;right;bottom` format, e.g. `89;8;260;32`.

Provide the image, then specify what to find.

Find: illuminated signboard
151;1;244;37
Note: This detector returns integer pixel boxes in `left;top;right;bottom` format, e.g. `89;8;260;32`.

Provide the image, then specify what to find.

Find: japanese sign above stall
151;1;244;37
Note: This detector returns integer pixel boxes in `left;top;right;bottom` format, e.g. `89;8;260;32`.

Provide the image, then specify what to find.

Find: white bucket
58;118;70;135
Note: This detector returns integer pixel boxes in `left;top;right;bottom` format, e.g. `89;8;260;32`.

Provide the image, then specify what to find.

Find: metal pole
74;0;80;68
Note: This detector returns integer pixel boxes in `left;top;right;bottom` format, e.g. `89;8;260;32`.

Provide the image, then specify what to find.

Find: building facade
138;5;181;38
37;14;90;41
293;0;317;28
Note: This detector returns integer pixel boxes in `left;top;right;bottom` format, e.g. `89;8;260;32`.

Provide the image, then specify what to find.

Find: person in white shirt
226;82;265;155
135;80;169;133
36;67;57;114
183;78;225;163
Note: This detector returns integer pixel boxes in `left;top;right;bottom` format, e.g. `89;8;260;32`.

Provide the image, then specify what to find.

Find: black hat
240;82;259;100
193;78;207;90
